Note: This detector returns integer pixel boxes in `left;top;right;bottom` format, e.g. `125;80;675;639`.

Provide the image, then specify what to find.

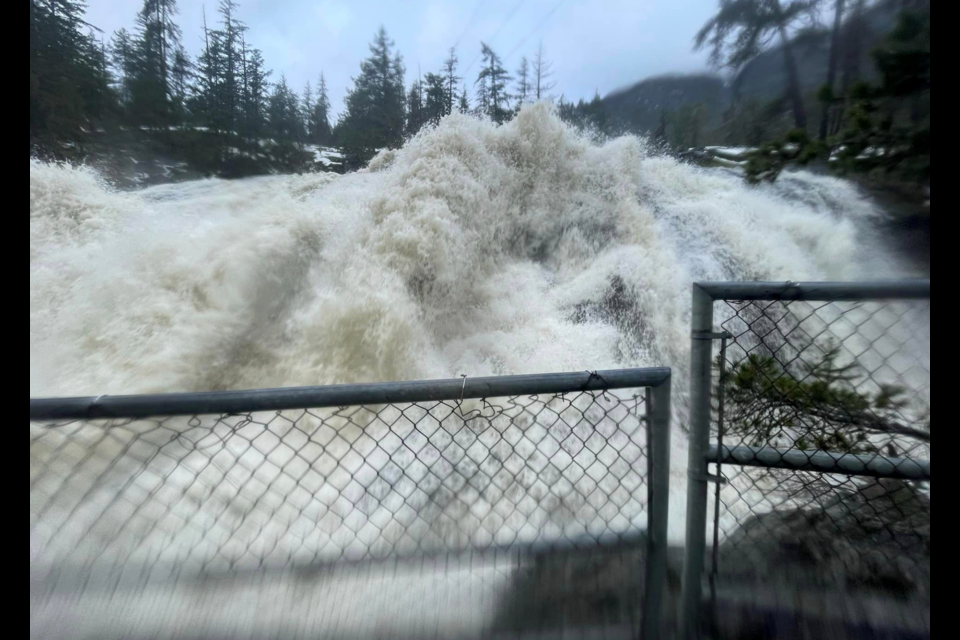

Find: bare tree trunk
773;0;808;130
834;0;867;135
820;0;846;140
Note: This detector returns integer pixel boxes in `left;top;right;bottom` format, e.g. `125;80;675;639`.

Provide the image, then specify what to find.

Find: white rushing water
30;105;915;545
31;103;926;638
31;104;901;397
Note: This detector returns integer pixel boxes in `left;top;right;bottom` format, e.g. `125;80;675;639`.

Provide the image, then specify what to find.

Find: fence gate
681;281;931;639
31;368;672;639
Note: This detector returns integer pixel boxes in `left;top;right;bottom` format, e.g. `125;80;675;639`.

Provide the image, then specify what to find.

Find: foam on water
31;104;914;561
30;105;892;398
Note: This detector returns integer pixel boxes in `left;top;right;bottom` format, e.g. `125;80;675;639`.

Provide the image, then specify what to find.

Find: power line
452;0;487;50
488;0;526;45
463;0;527;77
505;0;565;61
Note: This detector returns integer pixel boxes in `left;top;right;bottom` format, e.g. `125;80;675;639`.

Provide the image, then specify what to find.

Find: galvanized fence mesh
681;281;931;640
709;297;930;590
31;369;672;639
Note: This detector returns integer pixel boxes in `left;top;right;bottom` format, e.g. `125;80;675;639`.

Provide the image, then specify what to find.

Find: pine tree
313;72;333;145
337;26;407;167
405;79;424;136
476;42;511;123
269;74;304;143
30;0;115;150
110;28;136;107
243;47;270;144
474;73;489;116
193;6;225;135
130;0;183;126
819;0;847;141
696;0;816;130
217;0;245;136
423;72;447;124
458;85;470;114
442;48;461;115
514;56;530;109
302;80;314;141
653;109;669;146
532;41;556;100
170;44;191;120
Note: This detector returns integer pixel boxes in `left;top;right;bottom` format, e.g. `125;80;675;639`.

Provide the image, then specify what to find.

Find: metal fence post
680;284;715;639
643;375;671;639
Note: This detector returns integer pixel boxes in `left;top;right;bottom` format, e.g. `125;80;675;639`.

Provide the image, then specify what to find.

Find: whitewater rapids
31;104;928;638
30;105;914;544
30;105;902;395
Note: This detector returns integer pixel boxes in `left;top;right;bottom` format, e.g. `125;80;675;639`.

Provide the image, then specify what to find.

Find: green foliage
476;43;512;124
442;48;461;115
695;0;815;129
744;128;826;182
310;72;334;146
422;73;448;125
30;0;116;154
30;3;560;176
558;92;608;135
745;8;931;187
721;343;921;454
405;79;424;137
337;27;407;168
669;103;706;149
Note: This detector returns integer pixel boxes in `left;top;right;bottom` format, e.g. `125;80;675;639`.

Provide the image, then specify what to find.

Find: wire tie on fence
583;370;611;401
459;374;467;403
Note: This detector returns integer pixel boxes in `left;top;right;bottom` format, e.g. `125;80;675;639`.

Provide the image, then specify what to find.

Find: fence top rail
708;444;930;481
696;279;930;302
29;367;671;421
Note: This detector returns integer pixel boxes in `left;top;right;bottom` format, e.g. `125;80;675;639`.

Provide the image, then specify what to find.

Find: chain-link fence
681;280;931;640
31;368;672;639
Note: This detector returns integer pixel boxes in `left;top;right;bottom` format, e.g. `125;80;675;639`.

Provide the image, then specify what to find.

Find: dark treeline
691;0;930;190
30;0;335;175
28;0;568;175
30;0;929;188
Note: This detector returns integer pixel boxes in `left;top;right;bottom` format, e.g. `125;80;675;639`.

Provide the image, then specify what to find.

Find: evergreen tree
696;0;816;130
653;109;669;146
312;72;333;145
170;44;191;120
557;92;609;134
476;42;511;123
405;79;424;136
243;47;270;144
130;0;183;126
110;28;136;107
217;0;245;136
337;26;406;167
818;0;847;140
514;56;530;109
745;7;930;188
474;72;489;116
302;80;314;141
269;74;304;143
458;85;470;114
423;72;447;124
30;0;115;149
670;102;705;149
192;6;226;134
442;48;461;115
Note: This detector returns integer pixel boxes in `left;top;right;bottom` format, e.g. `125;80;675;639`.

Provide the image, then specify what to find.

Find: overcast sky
84;0;721;117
